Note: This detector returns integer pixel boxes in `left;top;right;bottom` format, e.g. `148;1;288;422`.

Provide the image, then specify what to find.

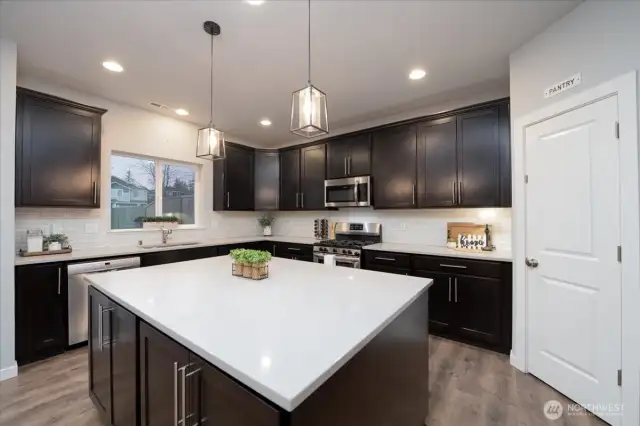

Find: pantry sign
544;73;582;99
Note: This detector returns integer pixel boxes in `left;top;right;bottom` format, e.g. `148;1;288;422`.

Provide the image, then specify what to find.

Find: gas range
313;222;382;268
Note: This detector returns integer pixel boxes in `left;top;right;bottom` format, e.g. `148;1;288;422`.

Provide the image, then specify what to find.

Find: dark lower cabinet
140;322;279;426
140;246;217;267
454;274;503;346
139;321;190;426
413;271;454;335
372;124;417;209
15;263;66;365
89;287;137;426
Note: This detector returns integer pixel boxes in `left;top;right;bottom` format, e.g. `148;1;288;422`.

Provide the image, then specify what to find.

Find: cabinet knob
525;257;539;268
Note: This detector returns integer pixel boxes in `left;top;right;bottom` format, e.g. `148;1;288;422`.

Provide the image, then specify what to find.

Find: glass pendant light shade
290;84;328;138
196;125;225;160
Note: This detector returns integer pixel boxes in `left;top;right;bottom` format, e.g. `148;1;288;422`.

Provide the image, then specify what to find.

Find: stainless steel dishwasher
67;257;140;346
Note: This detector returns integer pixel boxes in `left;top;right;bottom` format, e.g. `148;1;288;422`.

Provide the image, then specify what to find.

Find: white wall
509;2;640;424
273;208;512;250
0;38;18;380
15;76;261;251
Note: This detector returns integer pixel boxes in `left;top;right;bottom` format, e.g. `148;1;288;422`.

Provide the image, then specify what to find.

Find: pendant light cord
307;0;311;85
210;31;214;127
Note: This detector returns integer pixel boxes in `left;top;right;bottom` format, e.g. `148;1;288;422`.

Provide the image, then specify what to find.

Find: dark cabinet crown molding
17;87;107;116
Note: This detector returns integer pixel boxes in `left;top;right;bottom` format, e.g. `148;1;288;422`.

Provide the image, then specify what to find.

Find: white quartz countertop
14;236;318;266
364;242;513;262
86;257;431;411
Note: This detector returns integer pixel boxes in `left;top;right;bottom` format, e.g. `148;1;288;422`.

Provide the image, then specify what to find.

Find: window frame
109;152;202;232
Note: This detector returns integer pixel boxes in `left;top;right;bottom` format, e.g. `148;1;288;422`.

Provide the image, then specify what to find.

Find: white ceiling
0;0;579;147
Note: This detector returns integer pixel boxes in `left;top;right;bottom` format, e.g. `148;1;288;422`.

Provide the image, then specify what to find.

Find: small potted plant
258;215;275;236
44;233;69;251
230;249;247;276
230;249;271;280
135;216;180;229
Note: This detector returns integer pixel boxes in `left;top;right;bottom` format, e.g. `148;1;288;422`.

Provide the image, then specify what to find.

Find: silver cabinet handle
99;305;114;351
57;267;61;295
98;303;103;352
226;192;230;208
344;158;347;176
93;182;97;205
455;277;458;303
296;192;299;208
374;256;395;262
174;362;179;426
301;192;304;209
180;365;187;426
288;247;301;251
452;181;457;205
273;244;276;255
448;277;452;302
440;263;467;269
412;184;416;206
458;181;462;205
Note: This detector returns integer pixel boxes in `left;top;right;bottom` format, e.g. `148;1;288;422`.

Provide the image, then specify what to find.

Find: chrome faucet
161;228;173;244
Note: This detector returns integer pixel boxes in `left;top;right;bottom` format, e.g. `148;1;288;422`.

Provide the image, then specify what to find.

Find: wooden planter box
232;262;269;280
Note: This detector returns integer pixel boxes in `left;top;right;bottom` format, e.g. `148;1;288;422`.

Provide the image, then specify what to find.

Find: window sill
109;226;206;234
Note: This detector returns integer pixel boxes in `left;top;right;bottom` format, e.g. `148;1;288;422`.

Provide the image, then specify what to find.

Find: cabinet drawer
365;265;410;276
277;243;313;258
364;250;411;269
412;255;502;278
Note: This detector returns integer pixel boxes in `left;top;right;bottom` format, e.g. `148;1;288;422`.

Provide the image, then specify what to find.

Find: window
110;154;199;230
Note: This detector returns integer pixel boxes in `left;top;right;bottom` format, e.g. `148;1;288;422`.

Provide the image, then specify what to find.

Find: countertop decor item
446;222;492;252
230;249;271;280
135;216;180;229
44;233;69;251
196;20;226;160
26;229;44;253
19;247;73;257
290;0;328;138
258;215;275;236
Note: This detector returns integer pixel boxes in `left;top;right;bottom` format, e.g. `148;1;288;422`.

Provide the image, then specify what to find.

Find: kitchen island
86;256;433;426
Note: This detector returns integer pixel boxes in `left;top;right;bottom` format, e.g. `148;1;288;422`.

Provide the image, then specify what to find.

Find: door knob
525;258;539;268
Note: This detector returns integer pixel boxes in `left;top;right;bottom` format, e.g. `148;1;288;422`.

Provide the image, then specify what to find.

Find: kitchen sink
138;241;200;249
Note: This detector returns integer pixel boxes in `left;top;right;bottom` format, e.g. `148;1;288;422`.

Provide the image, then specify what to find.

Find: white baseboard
510;350;526;372
0;362;18;381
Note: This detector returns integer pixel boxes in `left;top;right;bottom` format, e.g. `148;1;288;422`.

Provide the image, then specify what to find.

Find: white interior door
525;95;621;425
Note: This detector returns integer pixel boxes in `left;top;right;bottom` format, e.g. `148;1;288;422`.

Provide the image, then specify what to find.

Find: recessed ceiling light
409;69;426;80
247;0;265;5
102;61;124;73
260;119;272;126
175;108;190;116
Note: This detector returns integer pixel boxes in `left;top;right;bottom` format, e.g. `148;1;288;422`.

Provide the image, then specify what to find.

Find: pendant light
197;21;226;160
290;0;328;138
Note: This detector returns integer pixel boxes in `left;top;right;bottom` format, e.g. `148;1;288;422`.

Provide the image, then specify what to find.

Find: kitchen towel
324;254;336;267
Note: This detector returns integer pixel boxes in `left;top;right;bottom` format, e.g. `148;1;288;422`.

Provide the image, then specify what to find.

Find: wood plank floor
0;337;608;426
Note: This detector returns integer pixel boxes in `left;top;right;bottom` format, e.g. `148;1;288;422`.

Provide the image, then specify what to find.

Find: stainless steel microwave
324;176;371;208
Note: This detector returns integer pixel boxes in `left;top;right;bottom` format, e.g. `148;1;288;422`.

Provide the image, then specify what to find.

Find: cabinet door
413;270;454;335
326;138;350;179
140;322;190;426
15;263;66;365
497;102;512;207
364;265;410;275
111;303;137;426
225;145;255;211
417;117;458;207
300;144;326;210
89;288;112;422
141;250;185;267
453;275;503;346
348;133;371;177
457;108;500;207
372;125;417;209
279;149;300;210
190;354;280;426
255;151;280;210
17;92;102;207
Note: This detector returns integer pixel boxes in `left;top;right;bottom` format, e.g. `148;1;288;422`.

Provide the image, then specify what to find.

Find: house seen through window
110;154;198;230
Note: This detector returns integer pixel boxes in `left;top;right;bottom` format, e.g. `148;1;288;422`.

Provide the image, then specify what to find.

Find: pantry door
525;95;621;425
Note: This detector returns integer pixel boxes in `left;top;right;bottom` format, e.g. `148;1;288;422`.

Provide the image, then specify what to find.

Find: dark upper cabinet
214;144;254;211
326;134;371;179
15;88;106;208
15;263;66;365
300;144;326;210
255;151;279;210
279;149;300;211
139;321;190;426
498;103;511;207
372;124;417;209
416;117;458;208
190;354;280;426
89;287;137;426
456;108;501;207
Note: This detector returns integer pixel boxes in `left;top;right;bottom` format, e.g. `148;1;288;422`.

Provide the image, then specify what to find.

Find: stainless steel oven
313;252;361;268
324;176;371;208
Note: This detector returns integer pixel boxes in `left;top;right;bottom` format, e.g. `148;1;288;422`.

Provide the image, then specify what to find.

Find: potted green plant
44;233;69;251
230;249;271;280
135;216;181;229
230;249;247;276
257;215;275;236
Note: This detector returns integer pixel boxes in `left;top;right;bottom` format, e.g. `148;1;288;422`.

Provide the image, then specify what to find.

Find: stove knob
321;247;327;252
332;248;338;253
346;250;352;255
